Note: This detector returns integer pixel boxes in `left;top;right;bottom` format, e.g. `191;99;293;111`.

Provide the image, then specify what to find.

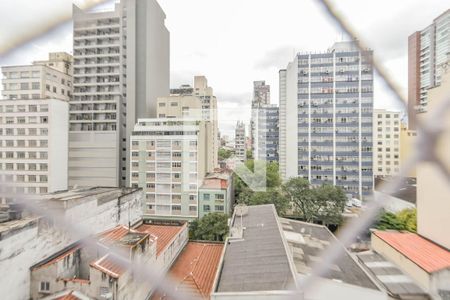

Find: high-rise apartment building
252;80;270;108
0;54;71;203
279;41;374;198
373;109;401;177
69;0;169;188
235;121;246;162
166;76;219;168
130;93;215;220
250;81;270;155
253;104;279;162
130;119;213;220
408;9;450;128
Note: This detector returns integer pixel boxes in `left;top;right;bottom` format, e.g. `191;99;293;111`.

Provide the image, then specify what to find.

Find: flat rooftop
279;218;378;290
357;252;429;299
215;204;295;293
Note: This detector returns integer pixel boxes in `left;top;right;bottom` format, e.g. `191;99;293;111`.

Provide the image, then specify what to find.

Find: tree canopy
189;213;229;241
375;208;417;232
218;148;233;161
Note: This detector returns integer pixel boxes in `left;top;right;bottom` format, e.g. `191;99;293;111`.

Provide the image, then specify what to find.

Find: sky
0;0;448;136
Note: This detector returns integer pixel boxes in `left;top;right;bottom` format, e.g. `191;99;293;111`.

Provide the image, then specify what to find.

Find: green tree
375;208;417;232
397;208;417;232
238;188;289;216
282;179;346;225
246;149;253;160
190;213;229;241
283;177;318;222
218;148;233;160
314;184;346;225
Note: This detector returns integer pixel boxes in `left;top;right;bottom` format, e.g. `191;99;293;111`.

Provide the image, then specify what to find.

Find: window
39;175;48;182
29;105;37;112
170;102;178;106
215;205;224;211
31;71;40;78
40;117;48;124
28;175;36;182
46;84;50;91
215;194;225;200
172;205;181;211
189;206;197;212
203;205;210;212
158;102;166;107
52;86;57;93
31;82;40;89
39;281;50;292
203;194;210;200
40;105;48;112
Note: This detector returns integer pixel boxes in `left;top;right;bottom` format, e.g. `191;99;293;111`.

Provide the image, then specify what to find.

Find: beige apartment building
130;119;214;220
373;109;401;176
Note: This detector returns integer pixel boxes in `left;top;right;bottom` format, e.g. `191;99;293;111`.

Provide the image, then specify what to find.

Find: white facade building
0;99;69;203
1;54;72;203
130;119;213;220
69;0;169;188
373;109;401;176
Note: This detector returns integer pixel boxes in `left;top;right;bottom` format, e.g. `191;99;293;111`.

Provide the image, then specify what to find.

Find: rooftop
31;187;141;211
215;204;296;293
373;231;450;273
90;253;128;279
357;252;428;299
136;222;187;256
152;242;224;299
41;290;91;300
98;225;150;248
279;218;378;290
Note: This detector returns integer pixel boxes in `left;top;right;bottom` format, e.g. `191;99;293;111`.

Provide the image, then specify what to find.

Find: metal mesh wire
1;0;449;299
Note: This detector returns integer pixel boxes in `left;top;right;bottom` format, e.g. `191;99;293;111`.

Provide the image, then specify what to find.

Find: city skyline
1;0;449;136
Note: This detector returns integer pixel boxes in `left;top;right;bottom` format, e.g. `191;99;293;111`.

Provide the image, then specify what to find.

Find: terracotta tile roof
136;223;186;256
54;291;81;300
374;231;450;273
31;244;81;271
152;242;224;300
98;225;150;248
90;253;128;279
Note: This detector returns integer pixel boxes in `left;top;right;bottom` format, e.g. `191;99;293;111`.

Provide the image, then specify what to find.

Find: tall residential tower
69;0;169;188
408;9;450;128
279;41;374;199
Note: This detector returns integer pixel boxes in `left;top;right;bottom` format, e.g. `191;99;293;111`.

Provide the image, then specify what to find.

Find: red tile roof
136;223;186;256
152;242;224;300
90;253;128;279
31;244;81;271
98;225;150;247
54;291;81;300
374;231;450;273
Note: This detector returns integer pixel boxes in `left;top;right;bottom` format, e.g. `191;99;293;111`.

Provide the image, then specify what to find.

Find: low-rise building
198;169;234;218
211;204;385;300
151;241;224;300
0;187;143;300
30;225;156;300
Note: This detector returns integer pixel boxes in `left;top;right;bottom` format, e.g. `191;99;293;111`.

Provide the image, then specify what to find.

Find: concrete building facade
253;104;279;162
0;187;143;300
234;121;246;162
130;119;214;221
373;109;401;177
69;0;169;188
0;99;69;203
408;9;450;128
198;170;234;218
279;41;374;199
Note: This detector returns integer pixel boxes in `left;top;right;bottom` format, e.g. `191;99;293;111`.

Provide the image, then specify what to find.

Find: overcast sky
0;0;448;136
